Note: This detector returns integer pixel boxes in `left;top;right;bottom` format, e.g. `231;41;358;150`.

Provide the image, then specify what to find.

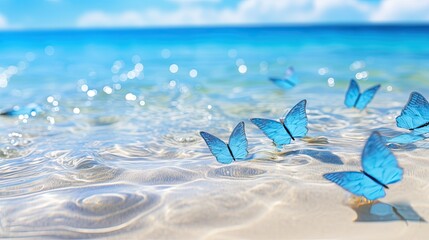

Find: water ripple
0;184;161;238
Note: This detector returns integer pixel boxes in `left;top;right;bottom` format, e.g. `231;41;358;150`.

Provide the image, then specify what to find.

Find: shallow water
0;26;429;239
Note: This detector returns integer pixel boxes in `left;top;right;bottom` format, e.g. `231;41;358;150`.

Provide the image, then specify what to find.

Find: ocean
0;26;428;239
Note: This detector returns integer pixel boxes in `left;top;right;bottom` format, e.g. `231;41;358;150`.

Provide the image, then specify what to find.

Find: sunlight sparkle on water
47;116;55;124
161;49;171;59
111;60;124;74
44;46;55;56
87;89;97;97
127;71;136;79
81;84;89;92
0;74;7;88
350;60;365;71
235;58;245;66
169;80;177;88
119;73;128;81
189;69;198;78
7;66;18;75
327;77;335;87
103;86;113;94
238;64;247;74
113;83;121;90
134;63;144;72
169;64;179;73
355;71;368;80
318;67;329;75
125;93;137;101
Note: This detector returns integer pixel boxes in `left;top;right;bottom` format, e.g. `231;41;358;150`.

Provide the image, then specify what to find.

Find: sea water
0;26;428;239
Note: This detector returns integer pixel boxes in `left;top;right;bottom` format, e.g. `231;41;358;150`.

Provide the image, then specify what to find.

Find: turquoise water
0;26;429;238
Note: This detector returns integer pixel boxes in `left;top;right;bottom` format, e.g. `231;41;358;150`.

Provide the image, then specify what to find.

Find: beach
0;26;428;239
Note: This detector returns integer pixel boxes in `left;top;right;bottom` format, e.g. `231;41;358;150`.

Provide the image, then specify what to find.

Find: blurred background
1;1;429;239
1;0;429;30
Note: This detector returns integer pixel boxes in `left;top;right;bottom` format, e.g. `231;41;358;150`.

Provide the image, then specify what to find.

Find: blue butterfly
323;132;403;200
396;92;429;135
251;99;308;148
344;79;380;110
200;121;249;164
269;67;298;89
0;104;42;117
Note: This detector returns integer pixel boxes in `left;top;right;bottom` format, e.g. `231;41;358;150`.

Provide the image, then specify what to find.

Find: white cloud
77;11;146;27
75;0;429;28
312;0;374;22
0;14;7;29
168;0;221;4
217;0;374;24
371;0;429;22
77;9;211;27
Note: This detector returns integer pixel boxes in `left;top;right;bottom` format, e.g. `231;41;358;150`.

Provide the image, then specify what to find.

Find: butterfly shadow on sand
281;149;343;165
352;201;425;224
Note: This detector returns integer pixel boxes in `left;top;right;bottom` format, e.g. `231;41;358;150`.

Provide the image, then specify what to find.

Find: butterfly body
279;118;295;141
411;121;429;131
361;170;388;189
251;100;307;148
200;121;249;164
396;92;429;135
344;79;380;110
324;132;402;200
226;144;236;161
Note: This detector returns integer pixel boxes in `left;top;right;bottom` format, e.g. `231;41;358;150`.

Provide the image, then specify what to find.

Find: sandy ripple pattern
0;184;161;238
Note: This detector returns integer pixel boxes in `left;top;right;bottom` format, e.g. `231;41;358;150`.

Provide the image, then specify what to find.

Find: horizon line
1;23;429;33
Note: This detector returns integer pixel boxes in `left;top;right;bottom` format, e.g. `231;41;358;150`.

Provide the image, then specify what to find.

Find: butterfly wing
344;79;361;108
285;66;299;84
396;92;429;131
323;172;386;200
412;125;429;135
362;132;403;185
1;104;42;116
355;84;381;110
200;131;234;164
228;121;248;160
250;118;291;147
269;77;295;89
283;100;308;138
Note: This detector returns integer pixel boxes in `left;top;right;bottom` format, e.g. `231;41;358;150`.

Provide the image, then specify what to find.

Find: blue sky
0;0;428;30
